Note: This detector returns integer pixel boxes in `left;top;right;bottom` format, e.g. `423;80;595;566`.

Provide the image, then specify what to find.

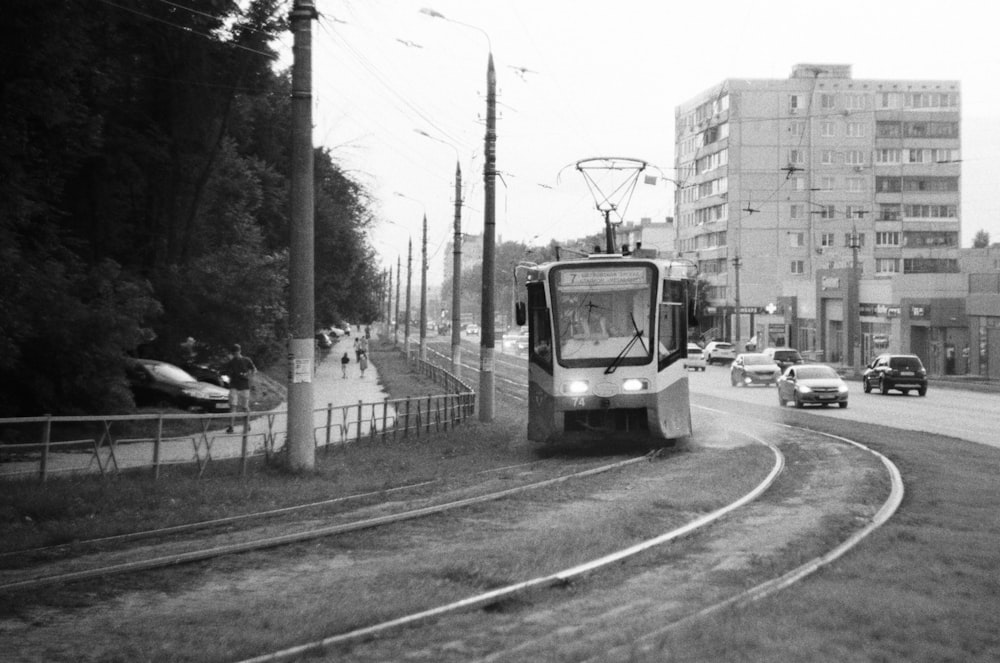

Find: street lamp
421;7;496;421
415;130;464;379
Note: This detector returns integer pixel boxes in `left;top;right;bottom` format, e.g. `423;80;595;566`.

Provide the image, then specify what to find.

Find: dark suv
762;347;804;372
862;354;928;396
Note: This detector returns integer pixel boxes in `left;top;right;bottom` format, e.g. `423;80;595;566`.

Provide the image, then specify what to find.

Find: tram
516;254;696;445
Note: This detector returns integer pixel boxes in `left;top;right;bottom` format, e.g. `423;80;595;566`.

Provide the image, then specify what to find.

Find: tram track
0;455;653;594
234;417;899;663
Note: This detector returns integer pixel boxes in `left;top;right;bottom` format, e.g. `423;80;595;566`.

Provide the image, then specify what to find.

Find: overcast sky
306;0;999;281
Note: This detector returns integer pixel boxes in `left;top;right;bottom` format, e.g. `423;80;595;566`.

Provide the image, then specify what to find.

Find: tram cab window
527;283;552;370
658;280;686;369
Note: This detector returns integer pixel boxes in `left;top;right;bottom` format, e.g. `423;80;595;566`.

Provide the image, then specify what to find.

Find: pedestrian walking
358;351;368;378
354;337;362;362
341;351;349;378
223;344;256;433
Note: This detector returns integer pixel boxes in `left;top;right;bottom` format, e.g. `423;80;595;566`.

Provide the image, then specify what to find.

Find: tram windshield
550;264;656;368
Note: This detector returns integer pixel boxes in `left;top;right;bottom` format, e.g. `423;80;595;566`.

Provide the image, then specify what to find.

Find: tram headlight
621;378;649;392
562;380;590;395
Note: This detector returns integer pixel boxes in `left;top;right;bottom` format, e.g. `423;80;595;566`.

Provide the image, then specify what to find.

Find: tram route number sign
558;268;649;287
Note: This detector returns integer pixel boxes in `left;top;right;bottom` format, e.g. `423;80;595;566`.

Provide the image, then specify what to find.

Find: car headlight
797;384;813;394
562;380;590;395
182;388;204;398
622;378;648;392
837;384;849;393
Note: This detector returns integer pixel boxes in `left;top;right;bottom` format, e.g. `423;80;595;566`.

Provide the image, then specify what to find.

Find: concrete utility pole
404;239;413;357
480;52;497;422
394;257;401;346
419;214;428;361
732;254;742;344
385;268;392;336
286;0;317;472
451;160;463;379
848;226;862;369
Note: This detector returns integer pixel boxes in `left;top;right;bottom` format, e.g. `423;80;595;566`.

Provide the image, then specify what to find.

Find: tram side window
658;281;686;369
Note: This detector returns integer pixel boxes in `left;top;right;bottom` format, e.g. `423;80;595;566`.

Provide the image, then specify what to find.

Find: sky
301;0;1000;283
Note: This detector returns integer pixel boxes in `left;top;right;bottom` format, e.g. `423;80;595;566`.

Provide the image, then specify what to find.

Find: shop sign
821;277;841;290
739;306;763;314
860;303;889;317
886;306;901;318
910;304;930;319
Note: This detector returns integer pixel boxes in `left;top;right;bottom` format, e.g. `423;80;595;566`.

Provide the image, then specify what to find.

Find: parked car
315;331;333;349
465;323;480;336
127;359;231;412
180;362;230;388
730;352;781;386
862;354;928;396
762;347;804;372
703;341;737;365
683;343;706;371
777;364;849;408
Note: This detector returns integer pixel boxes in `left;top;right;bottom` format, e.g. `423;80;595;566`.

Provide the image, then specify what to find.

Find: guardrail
0;352;477;483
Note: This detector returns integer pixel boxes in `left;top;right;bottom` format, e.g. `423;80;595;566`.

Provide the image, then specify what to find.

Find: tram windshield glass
550;264;656;368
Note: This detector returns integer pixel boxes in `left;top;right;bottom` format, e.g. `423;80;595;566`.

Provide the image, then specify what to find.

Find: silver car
777;364;849;408
703;341;736;365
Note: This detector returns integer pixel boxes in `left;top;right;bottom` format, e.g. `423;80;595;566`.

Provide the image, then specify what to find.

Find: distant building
675;63;973;371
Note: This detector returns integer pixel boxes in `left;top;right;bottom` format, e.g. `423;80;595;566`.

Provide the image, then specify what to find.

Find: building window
790;176;806;191
790;94;804;113
847;122;866;137
791;260;805;274
845;150;865;165
876;121;902;138
815;204;836;219
789;232;804;247
875;148;900;164
821;150;836;165
821;233;836;247
879;92;904;109
904;204;958;219
788;149;805;165
845;205;867;219
844;93;869;111
877;177;902;194
821;121;836;137
789;204;803;219
876;231;900;247
878;204;901;221
820;176;836;190
903;231;958;247
876;258;900;274
789;120;805;136
903;177;959;192
846;177;865;192
844;232;865;247
903;258;959;274
819;93;836;109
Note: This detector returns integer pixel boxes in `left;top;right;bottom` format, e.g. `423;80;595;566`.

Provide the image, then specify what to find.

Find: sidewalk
0;345;394;479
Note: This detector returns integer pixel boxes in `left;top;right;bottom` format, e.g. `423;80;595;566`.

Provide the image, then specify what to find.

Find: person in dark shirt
223;344;256;433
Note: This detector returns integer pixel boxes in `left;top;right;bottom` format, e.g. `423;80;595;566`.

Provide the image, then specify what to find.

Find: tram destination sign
557;268;649;287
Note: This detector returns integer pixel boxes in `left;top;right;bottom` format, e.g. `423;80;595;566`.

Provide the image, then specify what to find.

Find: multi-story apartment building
675;63;965;370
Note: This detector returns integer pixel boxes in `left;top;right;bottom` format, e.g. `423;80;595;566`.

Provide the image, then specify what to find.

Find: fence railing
0;352;476;483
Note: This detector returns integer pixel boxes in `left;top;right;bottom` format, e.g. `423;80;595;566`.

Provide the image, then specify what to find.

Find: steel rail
0;454;651;594
232;434;785;663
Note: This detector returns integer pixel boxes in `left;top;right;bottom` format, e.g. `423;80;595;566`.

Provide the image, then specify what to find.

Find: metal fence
0;354;476;483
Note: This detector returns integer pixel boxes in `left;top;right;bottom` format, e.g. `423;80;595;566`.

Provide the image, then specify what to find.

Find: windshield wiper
604;314;647;375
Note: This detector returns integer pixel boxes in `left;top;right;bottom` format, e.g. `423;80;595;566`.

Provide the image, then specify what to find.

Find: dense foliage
1;1;382;416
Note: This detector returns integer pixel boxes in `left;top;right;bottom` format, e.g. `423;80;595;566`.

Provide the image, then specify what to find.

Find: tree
973;229;990;248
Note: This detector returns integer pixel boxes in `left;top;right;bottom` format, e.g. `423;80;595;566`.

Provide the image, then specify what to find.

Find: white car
703;341;737;365
683;343;706;371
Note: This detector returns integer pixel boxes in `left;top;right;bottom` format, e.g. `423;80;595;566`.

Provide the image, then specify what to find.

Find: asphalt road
687;363;1000;449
